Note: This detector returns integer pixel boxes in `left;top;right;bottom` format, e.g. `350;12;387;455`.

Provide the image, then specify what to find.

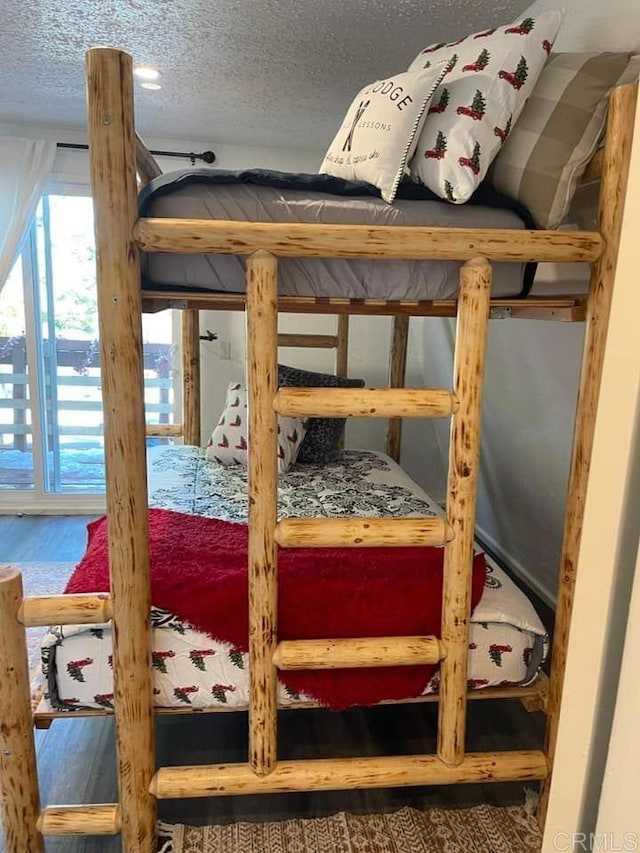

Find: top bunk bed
123;47;638;323
135;153;601;320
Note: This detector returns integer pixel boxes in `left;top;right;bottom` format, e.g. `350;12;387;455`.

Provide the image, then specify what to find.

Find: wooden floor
0;516;547;852
0;515;97;563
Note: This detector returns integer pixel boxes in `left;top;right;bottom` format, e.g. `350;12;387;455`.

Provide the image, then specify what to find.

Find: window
0;190;176;501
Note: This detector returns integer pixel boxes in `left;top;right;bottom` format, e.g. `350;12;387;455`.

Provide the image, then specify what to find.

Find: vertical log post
539;82;639;824
182;309;201;445
335;315;349;378
246;251;279;776
336;314;350;449
385;315;410;462
86;47;156;851
438;258;491;766
0;567;44;853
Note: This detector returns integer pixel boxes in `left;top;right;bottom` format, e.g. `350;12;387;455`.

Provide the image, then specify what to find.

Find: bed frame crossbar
0;45;636;851
150;751;549;800
134;217;603;263
31;671;550;728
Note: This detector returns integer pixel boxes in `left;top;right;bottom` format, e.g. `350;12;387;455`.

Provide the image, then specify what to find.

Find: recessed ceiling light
134;66;160;82
140;82;162;91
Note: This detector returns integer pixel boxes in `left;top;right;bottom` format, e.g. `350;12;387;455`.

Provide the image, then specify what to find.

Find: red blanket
66;509;486;709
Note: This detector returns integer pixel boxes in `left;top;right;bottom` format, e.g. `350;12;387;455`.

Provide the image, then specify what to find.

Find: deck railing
0;336;173;451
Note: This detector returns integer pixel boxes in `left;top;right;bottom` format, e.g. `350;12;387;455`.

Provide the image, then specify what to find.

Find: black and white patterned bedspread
147;445;441;520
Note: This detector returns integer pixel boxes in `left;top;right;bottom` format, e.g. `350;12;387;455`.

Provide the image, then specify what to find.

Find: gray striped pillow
491;52;633;229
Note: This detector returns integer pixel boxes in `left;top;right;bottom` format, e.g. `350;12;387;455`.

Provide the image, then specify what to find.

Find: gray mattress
141;182;527;300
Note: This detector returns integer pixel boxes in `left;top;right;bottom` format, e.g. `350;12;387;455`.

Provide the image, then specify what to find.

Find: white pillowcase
319;64;449;203
206;383;306;474
407;10;562;203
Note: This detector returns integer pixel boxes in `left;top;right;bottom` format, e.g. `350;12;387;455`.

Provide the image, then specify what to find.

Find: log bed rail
0;45;636;852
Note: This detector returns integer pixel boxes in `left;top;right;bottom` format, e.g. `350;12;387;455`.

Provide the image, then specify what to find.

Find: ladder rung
275;517;452;548
274;388;458;418
37;804;121;836
273;636;446;670
19;593;113;627
150;751;549;799
145;423;183;437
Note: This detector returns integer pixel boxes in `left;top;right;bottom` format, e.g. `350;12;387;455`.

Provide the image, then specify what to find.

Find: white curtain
0;137;56;293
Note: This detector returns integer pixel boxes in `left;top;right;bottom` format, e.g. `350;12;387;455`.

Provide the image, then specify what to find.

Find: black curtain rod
56;142;216;165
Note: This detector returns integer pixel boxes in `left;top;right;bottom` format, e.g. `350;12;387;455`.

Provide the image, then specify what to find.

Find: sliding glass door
0;187;176;508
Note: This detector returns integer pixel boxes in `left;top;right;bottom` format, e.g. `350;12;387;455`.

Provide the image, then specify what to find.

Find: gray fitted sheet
141;183;527;300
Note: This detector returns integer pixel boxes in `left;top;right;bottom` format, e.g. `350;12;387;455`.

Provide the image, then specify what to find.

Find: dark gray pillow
277;364;365;464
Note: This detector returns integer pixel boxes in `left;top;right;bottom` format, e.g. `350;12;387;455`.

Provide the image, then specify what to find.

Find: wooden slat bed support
37;804;121;836
143;291;588;321
386;315;410;462
19;593;113;627
246;250;279;777
273;636;446;670
86;47;157;851
0;568;44;852
275;387;458;418
134;218;603;263
539;81;639;823
336;315;349;376
438;258;492;767
182;308;201;445
150;751;548;799
275;516;452;548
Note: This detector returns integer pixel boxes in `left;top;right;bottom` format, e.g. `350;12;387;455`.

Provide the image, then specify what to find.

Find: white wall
416;315;585;604
410;0;640;604
595;543;640;848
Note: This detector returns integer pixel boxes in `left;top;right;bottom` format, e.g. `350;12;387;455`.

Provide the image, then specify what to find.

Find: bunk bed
0;46;636;853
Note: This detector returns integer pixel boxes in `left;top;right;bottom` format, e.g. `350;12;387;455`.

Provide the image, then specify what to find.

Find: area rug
159;803;542;853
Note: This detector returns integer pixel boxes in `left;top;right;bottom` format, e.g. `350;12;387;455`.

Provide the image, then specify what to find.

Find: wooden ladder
242;250;491;775
258;250;489;773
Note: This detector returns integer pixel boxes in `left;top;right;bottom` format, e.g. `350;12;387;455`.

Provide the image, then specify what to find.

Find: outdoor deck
0;336;173;492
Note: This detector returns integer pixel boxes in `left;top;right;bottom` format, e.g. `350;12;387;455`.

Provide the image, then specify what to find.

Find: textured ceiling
0;0;529;149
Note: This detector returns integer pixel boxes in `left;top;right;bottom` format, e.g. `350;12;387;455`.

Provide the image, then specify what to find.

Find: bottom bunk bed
38;445;548;716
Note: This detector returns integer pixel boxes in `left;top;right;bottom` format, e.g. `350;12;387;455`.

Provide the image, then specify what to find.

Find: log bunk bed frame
0;47;636;851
